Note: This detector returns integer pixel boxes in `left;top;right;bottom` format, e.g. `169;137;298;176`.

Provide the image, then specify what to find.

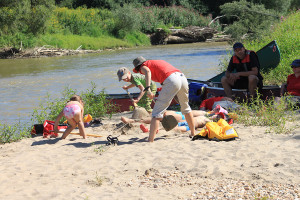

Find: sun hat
161;115;178;131
117;67;130;81
233;42;244;50
133;56;147;68
291;59;300;68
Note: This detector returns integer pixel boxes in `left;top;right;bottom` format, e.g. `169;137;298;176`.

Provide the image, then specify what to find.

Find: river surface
0;42;230;124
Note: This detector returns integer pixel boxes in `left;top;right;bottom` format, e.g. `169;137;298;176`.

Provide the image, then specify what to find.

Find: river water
0;42;230;124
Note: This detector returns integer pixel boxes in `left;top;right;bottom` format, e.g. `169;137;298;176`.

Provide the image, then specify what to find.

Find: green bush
244;11;300;84
220;0;279;40
112;4;141;37
31;82;118;124
0;121;31;144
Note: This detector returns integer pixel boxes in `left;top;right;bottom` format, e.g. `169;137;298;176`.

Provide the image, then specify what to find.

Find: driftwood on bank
150;26;219;45
0;45;106;59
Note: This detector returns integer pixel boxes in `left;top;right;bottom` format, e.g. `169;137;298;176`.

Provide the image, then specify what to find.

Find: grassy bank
244;11;300;85
37;33;150;50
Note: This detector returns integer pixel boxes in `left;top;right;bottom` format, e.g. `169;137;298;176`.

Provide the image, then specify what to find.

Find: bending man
132;56;195;142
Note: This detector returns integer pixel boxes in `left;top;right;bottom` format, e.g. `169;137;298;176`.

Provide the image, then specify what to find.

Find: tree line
0;0;299;49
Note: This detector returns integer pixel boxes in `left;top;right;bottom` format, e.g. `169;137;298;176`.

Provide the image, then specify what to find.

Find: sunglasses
291;65;300;68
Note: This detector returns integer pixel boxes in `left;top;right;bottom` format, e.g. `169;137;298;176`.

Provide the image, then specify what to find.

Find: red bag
43;120;67;138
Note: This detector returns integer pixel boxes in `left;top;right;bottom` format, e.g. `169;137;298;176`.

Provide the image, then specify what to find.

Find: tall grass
236;93;300;134
37;34;133;50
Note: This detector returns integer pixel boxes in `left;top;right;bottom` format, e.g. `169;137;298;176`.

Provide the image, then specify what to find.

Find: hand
122;85;128;90
229;73;239;81
147;91;154;99
133;99;139;104
54;127;59;133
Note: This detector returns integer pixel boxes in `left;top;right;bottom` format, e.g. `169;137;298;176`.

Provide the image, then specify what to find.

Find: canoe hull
188;79;280;102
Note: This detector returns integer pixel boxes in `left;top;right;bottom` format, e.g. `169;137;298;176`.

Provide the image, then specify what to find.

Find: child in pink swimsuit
54;95;86;139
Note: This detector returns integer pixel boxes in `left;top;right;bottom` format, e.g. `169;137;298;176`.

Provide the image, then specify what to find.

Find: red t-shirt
199;97;224;110
134;60;180;83
287;74;300;96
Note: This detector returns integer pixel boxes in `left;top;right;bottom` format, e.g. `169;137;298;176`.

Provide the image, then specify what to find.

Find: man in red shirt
132;56;195;142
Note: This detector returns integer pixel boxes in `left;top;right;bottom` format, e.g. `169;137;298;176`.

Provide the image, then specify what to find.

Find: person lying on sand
120;109;229;133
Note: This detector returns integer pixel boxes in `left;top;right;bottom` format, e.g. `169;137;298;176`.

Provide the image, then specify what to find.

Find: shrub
220;0;279;40
31;82;118;124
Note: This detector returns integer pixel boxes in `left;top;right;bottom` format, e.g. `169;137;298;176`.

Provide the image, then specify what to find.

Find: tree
220;0;279;40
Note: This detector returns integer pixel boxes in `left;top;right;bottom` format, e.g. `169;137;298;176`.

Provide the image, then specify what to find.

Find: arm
236;67;258;77
133;84;146;104
140;66;154;99
122;84;135;90
54;110;64;133
280;83;287;96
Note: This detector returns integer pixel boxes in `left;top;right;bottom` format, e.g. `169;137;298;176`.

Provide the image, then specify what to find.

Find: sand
0;111;299;200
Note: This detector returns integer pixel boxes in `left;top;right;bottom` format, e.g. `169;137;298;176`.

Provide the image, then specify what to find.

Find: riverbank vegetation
0;0;299;143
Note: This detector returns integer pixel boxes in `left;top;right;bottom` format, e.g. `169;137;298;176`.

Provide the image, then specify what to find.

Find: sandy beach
0;111;299;200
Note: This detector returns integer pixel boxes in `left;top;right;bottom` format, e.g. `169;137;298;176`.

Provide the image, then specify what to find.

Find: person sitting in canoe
221;42;263;99
117;67;156;113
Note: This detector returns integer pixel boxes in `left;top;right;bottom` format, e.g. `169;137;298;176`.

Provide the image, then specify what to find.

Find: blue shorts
175;112;185;120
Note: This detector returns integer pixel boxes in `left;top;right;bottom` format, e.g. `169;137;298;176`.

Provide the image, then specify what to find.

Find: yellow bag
195;119;238;141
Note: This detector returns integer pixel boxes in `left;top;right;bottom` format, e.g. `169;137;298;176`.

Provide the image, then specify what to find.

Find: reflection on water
0;42;230;124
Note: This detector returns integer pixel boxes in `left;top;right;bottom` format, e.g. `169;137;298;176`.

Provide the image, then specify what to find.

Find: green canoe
208;40;281;82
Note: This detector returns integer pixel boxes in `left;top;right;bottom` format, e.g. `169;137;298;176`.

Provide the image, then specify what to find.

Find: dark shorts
233;77;263;90
233;77;249;89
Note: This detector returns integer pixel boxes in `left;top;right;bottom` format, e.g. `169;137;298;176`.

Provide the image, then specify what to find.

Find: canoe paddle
51;130;103;138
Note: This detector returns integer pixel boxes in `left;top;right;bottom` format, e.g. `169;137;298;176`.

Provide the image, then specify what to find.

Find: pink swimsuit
63;104;81;118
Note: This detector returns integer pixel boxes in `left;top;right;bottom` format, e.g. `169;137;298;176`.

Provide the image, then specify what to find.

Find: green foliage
112;4;141;37
0;0;55;36
0;121;31;144
37;33;135;50
253;0;292;14
31;82;118;124
0;33;37;49
236;93;300;134
220;0;279;40
136;6;210;33
123;31;151;46
244;11;300;84
81;82;118;118
49;7;112;36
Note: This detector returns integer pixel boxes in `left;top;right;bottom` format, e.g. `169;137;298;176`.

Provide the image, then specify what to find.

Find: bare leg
191;110;207;117
221;76;233;98
77;121;86;139
148;118;160;142
164;110;183;122
121;116;152;124
184;112;195;137
121;116;135;124
62;118;76;139
248;75;259;98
